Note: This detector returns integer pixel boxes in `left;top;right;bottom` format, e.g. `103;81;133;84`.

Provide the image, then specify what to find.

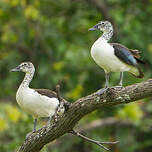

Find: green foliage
117;102;143;124
0;0;152;151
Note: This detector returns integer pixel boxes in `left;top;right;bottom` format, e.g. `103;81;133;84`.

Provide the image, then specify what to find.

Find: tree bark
18;79;152;152
47;117;133;149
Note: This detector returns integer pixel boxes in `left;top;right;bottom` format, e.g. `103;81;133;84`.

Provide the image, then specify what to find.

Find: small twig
70;130;119;151
56;85;63;102
56;84;71;111
54;85;66;122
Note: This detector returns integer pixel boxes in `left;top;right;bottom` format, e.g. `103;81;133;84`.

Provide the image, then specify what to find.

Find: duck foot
96;85;123;96
96;87;109;95
26;131;36;139
111;85;123;89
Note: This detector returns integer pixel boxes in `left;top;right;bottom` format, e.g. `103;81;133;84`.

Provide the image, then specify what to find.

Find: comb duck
89;21;144;94
11;62;60;132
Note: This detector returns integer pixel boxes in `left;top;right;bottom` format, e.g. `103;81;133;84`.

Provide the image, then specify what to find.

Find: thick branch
18;79;152;152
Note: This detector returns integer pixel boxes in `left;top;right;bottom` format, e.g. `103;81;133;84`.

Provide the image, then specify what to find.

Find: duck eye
22;63;27;67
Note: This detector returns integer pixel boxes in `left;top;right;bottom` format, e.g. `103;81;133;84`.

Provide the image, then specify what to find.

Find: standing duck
89;21;144;93
11;62;60;132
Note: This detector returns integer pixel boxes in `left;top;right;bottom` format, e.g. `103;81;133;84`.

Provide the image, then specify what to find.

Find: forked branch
70;130;119;151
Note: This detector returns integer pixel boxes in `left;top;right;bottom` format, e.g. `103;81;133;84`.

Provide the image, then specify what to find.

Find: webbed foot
111;85;123;89
26;131;36;139
96;87;109;95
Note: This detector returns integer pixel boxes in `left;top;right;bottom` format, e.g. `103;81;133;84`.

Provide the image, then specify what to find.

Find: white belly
16;87;59;118
91;38;130;73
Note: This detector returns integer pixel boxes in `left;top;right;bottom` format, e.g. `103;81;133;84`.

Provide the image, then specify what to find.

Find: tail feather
129;65;144;78
135;57;145;65
136;66;144;78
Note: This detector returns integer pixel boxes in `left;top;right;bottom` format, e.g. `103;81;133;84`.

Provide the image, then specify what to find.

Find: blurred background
0;0;152;151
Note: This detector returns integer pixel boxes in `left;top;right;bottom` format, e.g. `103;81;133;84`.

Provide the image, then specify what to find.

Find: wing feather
34;89;57;98
111;43;137;66
110;43;144;78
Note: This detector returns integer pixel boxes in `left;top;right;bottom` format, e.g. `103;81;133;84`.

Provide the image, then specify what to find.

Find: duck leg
47;115;52;126
113;72;123;88
111;72;123;89
26;118;37;138
97;73;110;95
119;72;123;86
33;118;37;132
105;73;110;88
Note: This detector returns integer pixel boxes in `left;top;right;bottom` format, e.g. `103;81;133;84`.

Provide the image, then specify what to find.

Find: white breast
91;37;130;73
16;87;59;118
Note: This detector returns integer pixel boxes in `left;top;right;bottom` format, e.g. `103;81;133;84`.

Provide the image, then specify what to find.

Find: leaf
0;117;8;132
24;5;40;20
66;84;83;100
117;103;143;124
5;105;21;123
53;61;65;71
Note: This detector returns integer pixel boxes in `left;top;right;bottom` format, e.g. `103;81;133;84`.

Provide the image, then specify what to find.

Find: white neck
20;70;35;88
101;27;113;42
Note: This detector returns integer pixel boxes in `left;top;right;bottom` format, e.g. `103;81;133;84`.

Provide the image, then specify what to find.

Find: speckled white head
11;62;35;73
89;21;113;41
89;21;112;32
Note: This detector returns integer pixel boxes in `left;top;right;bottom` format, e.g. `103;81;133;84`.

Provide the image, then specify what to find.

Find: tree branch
47;117;133;149
17;79;152;152
70;130;119;151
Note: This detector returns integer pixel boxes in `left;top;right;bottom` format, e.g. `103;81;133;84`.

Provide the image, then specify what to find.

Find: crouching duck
11;62;61;132
89;21;144;94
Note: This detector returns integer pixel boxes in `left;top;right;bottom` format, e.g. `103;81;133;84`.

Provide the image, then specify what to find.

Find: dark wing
129;49;145;64
110;43;137;66
34;89;57;98
110;43;144;78
129;49;141;58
